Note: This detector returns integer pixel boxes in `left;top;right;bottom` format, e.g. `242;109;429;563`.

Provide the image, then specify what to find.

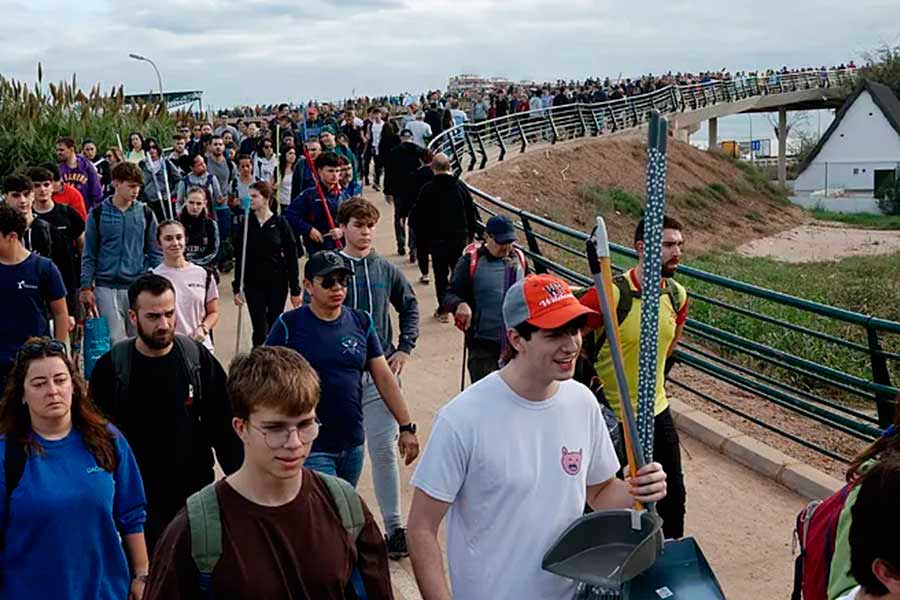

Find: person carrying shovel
407;273;667;600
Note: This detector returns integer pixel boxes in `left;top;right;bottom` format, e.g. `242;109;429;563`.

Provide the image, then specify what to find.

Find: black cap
304;250;353;280
399;128;414;139
485;215;517;244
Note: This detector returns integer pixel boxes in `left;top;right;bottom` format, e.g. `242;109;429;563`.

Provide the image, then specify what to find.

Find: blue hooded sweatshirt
81;199;163;289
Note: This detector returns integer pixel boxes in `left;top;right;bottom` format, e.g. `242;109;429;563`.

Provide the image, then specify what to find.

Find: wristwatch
399;422;417;434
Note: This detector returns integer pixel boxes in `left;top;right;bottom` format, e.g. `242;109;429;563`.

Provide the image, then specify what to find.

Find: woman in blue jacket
0;337;149;599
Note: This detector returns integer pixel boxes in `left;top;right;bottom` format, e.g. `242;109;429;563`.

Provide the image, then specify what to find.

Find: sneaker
386;528;409;560
433;309;451;323
409;253;417;264
419;274;430;284
373;183;381;192
398;247;406;256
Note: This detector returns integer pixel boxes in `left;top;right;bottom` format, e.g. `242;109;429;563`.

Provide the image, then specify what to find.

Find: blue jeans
361;372;402;533
304;444;366;488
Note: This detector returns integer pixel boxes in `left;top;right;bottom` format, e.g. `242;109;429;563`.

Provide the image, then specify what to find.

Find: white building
795;80;900;195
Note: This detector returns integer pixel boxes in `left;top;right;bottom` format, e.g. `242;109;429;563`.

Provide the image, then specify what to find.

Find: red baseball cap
503;274;602;330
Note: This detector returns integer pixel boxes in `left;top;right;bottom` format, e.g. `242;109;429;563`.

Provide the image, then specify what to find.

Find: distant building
447;74;535;97
795;80;900;195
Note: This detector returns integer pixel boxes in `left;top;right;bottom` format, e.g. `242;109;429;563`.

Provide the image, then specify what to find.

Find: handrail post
474;126;488;170
547;110;559;144
867;327;897;428
607;105;619;132
463;127;477;172
516;114;528;153
590;105;603;136
577;104;589;137
493;122;506;161
520;215;546;274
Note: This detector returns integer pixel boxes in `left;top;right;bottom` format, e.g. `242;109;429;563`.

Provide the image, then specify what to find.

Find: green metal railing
462;184;897;463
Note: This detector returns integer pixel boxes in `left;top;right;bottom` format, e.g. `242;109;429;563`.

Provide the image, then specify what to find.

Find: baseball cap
307;106;318;115
304;250;353;280
485;215;517;244
503;274;601;330
320;126;336;136
399;128;414;139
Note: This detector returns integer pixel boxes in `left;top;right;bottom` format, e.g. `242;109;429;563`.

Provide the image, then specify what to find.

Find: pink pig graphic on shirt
560;447;583;476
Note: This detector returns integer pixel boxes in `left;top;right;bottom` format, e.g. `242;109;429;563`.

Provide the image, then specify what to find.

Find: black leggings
654;407;686;539
244;283;288;347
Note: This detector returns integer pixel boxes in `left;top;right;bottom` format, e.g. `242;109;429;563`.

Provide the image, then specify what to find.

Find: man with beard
89;273;243;554
577;215;688;539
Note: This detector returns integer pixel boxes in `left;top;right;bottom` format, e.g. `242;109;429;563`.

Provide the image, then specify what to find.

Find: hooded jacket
339;249;418;356
384;142;426;217
283;184;343;255
178;210;220;267
231;212;300;297
140;158;180;204
81;199;162;289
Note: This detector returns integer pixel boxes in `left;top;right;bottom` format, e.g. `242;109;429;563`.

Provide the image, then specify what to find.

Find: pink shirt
151;262;219;352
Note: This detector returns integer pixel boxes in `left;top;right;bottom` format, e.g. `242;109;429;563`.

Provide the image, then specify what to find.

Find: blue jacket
81;199;162;289
283;185;344;254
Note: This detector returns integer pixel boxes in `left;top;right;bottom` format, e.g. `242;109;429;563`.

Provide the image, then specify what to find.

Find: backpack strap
109;339;135;416
316;472;365;540
173;335;203;410
186;482;222;594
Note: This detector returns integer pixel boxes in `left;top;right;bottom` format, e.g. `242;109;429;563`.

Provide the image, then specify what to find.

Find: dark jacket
408;164;435;232
424;108;443;137
178;210;220;267
283;184;343;255
232;212;301;297
413;173;476;242
384;142;425;217
289;161;317;205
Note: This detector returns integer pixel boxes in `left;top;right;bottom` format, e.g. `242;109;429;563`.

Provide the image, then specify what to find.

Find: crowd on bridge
0;63;897;600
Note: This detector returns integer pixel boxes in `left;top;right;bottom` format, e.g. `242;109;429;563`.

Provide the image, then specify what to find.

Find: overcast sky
2;0;899;110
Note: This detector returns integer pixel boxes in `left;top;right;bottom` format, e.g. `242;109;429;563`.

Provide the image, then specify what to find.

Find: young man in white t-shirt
408;273;668;600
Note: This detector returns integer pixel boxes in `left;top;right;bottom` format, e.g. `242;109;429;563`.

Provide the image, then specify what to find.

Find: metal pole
749;114;753;163
128;53;164;106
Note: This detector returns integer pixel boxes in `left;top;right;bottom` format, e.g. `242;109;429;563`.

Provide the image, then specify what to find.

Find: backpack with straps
109;335;204;418
573;272;686;400
91;201;155;250
790;481;858;600
183;173;217;203
464;241;527;280
186;472;366;594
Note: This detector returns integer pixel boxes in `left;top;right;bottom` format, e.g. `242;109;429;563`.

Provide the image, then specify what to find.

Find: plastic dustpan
622;537;726;599
542;509;664;589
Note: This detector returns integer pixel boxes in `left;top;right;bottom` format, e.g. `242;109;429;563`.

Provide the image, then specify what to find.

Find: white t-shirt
411;372;620;600
151;262;219;352
406;120;433;147
253;153;277;184
836;587;860;600
371;121;384;154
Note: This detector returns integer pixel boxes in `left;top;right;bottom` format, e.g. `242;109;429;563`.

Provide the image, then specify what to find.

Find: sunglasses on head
18;339;67;360
319;274;349;289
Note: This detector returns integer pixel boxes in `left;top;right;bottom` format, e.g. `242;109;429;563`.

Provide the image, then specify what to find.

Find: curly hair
0;337;117;471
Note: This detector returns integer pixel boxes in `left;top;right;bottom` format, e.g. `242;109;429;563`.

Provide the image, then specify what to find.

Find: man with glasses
266;250;420;488
143;346;393;599
445;214;528;383
89;273;242;554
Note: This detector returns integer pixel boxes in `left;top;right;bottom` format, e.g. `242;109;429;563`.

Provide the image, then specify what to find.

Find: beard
137;320;175;350
662;260;679;278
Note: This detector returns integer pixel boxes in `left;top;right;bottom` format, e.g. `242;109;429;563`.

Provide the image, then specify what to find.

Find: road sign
751;140;761;152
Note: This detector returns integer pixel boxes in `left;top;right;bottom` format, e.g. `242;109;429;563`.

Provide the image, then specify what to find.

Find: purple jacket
59;155;103;210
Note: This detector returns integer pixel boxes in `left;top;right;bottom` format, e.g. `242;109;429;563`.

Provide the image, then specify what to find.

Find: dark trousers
393;204;407;253
430;237;467;312
244;283;287;347
416;241;430;276
654;407;686;539
467;340;500;383
371;153;384;186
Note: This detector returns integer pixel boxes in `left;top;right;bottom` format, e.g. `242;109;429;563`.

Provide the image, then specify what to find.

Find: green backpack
186;472;365;595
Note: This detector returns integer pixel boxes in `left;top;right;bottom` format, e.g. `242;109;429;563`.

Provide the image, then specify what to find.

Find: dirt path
214;191;810;600
737;223;900;262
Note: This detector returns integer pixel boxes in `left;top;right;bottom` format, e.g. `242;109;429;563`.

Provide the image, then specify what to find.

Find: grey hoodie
340;250;419;356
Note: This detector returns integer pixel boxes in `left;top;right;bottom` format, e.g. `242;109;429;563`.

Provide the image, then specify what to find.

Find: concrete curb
669;398;844;500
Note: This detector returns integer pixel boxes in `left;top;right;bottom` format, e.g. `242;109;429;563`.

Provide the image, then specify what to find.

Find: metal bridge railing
427;67;900;462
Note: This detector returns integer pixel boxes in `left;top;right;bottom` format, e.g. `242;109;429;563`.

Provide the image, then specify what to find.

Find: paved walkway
213;191;808;600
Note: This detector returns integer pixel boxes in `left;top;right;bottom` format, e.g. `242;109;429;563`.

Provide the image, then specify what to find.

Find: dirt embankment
467;136;807;255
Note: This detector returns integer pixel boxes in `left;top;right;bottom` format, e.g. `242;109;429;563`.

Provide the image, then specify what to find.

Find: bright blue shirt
266;305;383;452
0;253;66;369
0;426;147;599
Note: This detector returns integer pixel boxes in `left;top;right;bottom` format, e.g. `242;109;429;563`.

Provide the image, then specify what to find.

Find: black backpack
108;335;203;412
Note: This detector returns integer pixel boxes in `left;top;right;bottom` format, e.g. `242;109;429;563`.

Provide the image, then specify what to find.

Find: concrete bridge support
777;107;788;189
708;117;718;151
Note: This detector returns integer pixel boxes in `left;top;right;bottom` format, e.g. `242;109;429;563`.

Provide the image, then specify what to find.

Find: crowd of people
0;58;895;598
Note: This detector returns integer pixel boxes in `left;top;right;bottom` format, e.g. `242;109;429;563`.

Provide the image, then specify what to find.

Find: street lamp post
128;53;164;106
